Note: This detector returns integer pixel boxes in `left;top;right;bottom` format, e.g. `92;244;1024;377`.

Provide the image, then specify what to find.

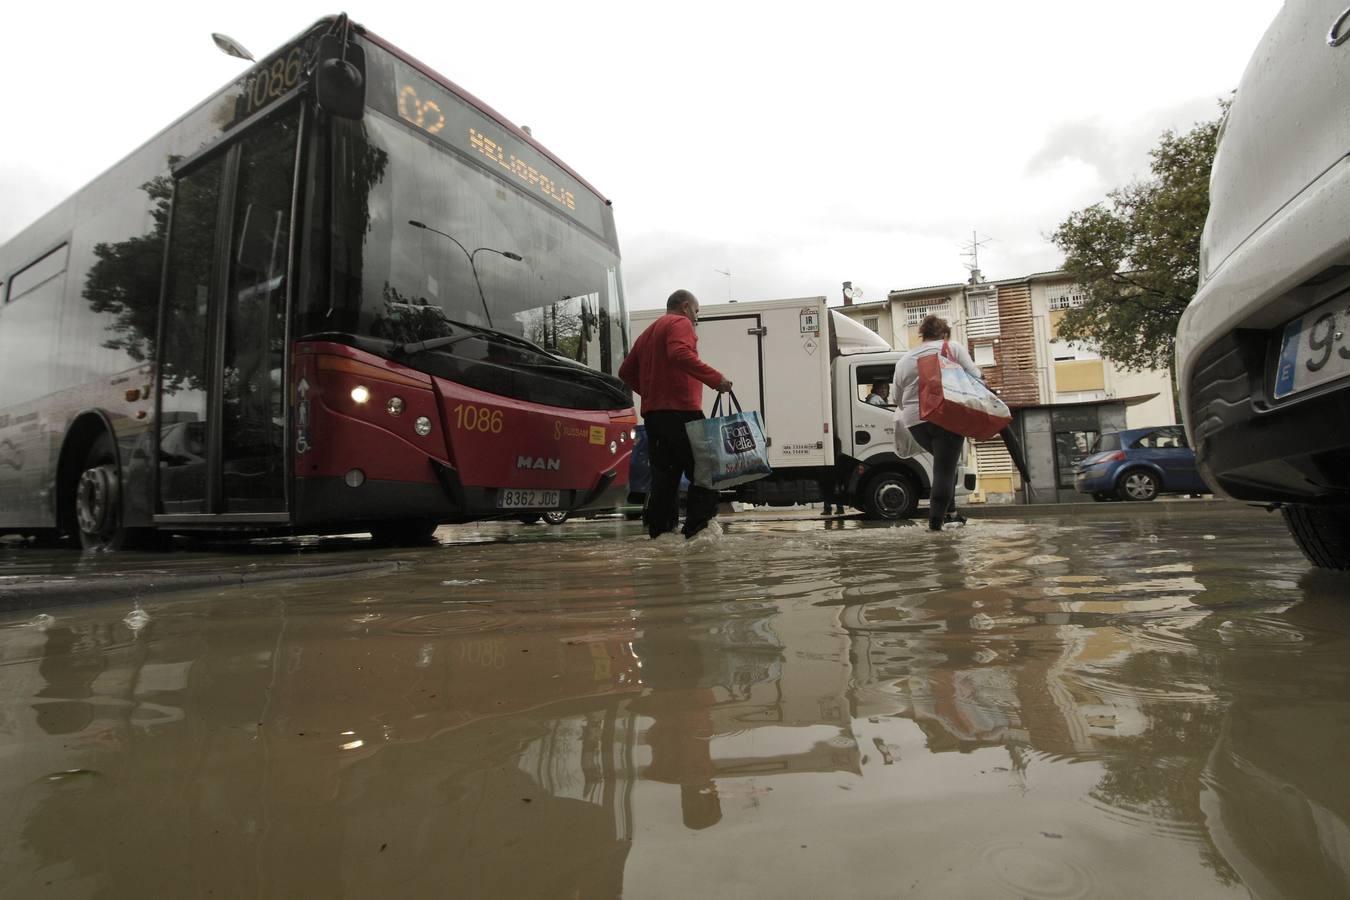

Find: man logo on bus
517;456;561;471
721;422;756;455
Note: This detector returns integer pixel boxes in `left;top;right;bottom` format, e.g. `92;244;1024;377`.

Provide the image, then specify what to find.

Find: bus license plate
497;489;560;510
1273;294;1350;400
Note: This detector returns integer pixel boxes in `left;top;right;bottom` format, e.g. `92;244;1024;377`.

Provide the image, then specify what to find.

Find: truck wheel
1281;505;1350;570
369;520;440;546
862;471;918;520
73;434;156;551
1117;469;1159;501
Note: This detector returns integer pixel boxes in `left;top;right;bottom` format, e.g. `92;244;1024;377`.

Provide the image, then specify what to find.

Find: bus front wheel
73;435;150;551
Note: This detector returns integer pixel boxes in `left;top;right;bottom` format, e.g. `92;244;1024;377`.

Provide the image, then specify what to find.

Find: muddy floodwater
2;508;1348;898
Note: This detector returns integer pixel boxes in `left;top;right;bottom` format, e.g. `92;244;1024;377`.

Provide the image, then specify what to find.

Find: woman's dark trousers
909;422;965;530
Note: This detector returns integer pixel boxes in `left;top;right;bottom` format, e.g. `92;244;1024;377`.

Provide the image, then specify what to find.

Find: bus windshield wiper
522;361;631;403
398;332;475;356
395;319;630;404
399;319;546;357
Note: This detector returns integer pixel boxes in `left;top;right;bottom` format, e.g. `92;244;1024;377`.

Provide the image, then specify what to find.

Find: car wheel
369;520;440;546
1281;505;1350;570
1091;492;1114;502
862;471;918;520
542;510;569;526
517;514;541;525
1117;470;1159;502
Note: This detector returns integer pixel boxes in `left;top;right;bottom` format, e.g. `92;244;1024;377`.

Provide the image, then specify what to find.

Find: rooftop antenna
713;267;732;302
961;230;994;284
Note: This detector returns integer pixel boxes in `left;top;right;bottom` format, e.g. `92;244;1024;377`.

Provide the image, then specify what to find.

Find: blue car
628;425;652;498
1074;426;1209;502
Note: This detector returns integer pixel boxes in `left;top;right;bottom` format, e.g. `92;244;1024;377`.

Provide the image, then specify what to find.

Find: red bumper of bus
290;342;635;526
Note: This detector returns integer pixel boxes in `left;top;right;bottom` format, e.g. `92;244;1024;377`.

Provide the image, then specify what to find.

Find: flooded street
2;507;1348;898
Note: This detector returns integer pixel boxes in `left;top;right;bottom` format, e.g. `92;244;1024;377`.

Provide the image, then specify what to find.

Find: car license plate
497;489;560;510
1273;293;1350;399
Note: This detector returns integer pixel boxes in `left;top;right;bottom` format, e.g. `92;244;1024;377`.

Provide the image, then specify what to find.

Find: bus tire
369;520;440;546
73;434;154;551
862;470;919;520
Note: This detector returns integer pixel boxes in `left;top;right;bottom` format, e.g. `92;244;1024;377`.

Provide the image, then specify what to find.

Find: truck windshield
312;113;627;378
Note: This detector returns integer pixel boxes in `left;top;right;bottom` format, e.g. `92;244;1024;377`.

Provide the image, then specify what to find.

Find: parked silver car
1177;0;1350;569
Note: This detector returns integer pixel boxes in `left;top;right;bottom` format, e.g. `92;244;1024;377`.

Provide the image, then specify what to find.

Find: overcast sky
3;1;1281;310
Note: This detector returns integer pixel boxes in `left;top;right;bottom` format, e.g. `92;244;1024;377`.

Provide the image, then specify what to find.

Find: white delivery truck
630;297;967;518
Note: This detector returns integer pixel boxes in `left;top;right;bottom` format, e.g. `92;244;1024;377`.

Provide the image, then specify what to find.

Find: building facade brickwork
837;269;1176;504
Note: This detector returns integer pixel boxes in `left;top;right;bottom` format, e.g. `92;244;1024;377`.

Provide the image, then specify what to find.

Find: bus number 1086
454;404;504;434
243;47;306;117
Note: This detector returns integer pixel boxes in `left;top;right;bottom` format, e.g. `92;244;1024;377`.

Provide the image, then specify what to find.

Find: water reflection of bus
1;607;645;898
0;16;634;550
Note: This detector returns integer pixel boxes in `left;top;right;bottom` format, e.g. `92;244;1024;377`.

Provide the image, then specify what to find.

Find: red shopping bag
917;342;1012;440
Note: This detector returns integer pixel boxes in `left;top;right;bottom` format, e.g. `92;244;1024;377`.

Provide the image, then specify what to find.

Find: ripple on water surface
0;508;1337;899
978;839;1096;900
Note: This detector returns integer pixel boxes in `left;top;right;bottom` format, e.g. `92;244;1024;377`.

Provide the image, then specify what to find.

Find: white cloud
2;0;1281;306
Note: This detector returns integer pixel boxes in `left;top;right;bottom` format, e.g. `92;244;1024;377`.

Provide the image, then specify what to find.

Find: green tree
83;173;173;367
1050;102;1227;372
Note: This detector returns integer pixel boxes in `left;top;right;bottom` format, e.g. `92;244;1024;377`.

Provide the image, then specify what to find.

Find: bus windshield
316;113;627;379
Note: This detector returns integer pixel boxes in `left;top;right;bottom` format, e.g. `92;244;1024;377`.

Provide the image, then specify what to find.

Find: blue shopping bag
685;392;772;489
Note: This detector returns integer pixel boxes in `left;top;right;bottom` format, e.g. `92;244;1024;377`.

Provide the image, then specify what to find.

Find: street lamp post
408;220;522;327
211;32;255;61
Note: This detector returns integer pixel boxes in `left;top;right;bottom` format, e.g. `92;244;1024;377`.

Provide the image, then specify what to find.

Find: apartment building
837;270;1175;504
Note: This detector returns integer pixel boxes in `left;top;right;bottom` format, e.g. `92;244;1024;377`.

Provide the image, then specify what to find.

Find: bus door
156;111;300;520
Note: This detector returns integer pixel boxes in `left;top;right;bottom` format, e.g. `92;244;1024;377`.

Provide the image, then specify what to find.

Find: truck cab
833;351;934;518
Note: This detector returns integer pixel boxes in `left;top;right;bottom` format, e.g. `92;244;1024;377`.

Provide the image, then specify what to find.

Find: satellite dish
844;286;863;301
212;33;255;62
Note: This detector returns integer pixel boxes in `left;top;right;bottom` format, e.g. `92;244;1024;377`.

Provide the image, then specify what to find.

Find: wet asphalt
1;503;1348;898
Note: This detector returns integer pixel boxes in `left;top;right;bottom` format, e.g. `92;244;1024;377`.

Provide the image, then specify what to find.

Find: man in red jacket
619;290;732;539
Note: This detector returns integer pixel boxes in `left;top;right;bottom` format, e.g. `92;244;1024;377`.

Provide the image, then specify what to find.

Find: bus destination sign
381;60;607;236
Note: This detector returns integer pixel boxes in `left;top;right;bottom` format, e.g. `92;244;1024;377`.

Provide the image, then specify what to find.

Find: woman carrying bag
892;314;986;531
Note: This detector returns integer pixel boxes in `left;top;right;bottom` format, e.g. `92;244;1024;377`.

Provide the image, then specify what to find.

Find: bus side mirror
314;34;366;119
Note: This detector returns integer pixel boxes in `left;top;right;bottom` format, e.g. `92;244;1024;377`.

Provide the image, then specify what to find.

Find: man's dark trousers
642;410;720;538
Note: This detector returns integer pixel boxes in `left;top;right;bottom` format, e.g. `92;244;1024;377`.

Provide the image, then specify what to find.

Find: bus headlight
386;396;405;416
414;416;432;436
609;440;617;454
350;385;371;404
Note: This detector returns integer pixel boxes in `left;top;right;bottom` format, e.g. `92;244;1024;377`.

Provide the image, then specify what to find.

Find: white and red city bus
0;16;636;549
